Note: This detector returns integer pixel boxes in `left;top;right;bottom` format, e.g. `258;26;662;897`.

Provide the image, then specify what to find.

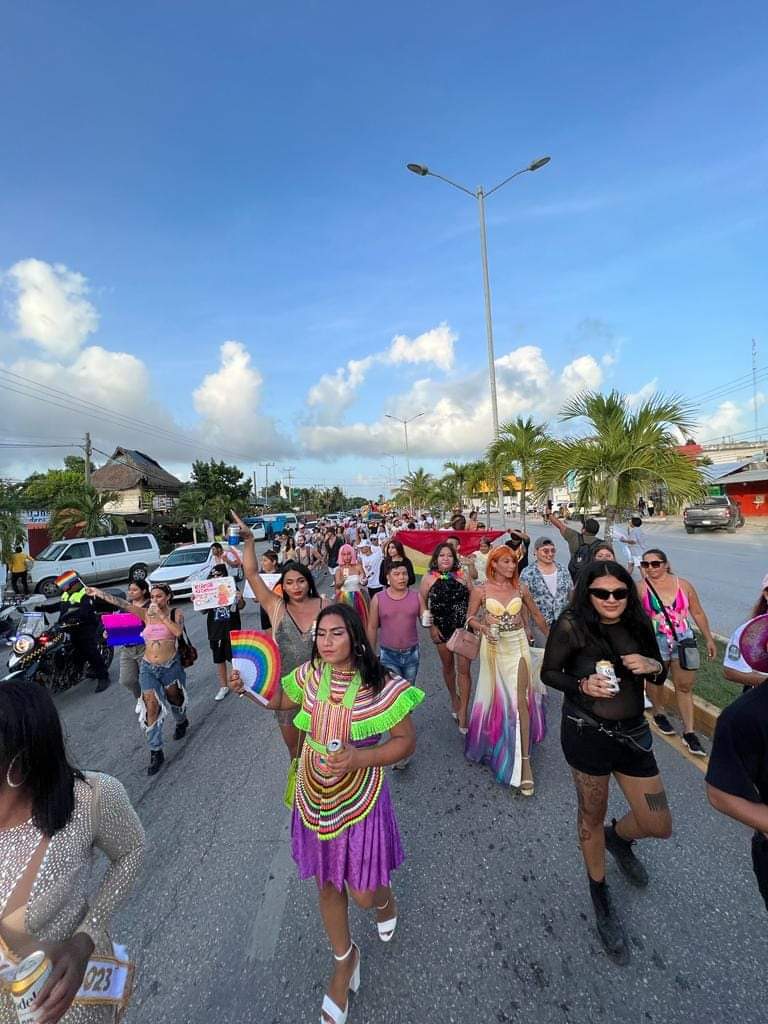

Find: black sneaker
147;749;165;776
173;718;189;741
653;713;675;735
604;819;649;888
589;878;629;965
683;732;707;757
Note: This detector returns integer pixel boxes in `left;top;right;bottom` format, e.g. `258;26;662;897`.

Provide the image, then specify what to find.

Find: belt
381;644;418;654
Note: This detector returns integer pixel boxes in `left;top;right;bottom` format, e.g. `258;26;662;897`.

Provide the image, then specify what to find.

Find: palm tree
443;461;471;512
174;487;208;543
50;486;124;540
487;416;549;531
0;511;24;566
536;390;704;538
393;468;434;513
464;459;493;524
429;475;460;518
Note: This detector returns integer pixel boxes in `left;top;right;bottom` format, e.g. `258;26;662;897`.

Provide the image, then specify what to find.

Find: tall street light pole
385;412;425;475
406;156;551;525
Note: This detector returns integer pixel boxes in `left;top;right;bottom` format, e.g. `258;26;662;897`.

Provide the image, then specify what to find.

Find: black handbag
644;580;700;671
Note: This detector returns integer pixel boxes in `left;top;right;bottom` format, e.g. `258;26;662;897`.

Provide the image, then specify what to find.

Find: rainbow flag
54;570;80;589
393;530;506;576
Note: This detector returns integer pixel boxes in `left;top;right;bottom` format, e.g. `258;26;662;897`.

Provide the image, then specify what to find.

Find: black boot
148;749;165;776
589;877;629;965
94;677;111;693
605;819;649;887
173;718;189;741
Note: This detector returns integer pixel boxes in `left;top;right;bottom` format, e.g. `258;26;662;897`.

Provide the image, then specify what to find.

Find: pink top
141;621;175;643
641;579;690;639
377;589;420;650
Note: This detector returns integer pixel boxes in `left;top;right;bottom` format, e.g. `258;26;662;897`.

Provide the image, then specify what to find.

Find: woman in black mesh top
541;560;671;966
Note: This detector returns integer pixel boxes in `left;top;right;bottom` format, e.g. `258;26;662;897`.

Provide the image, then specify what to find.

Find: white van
30;534;161;597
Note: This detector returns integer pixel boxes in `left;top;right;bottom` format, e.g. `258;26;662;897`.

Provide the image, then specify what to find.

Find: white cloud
626;378;659;408
305;324;457;425
301;340;605;459
5;259;98;358
385;323;455;372
193;340;290;456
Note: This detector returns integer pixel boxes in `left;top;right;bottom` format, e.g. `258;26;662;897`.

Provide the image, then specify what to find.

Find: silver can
227;524;241;545
489;623;500;642
11;951;53;1024
326;738;343;754
595;659;620;694
421;609;433;627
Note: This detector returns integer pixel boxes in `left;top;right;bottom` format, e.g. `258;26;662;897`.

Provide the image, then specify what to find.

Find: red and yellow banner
393;530;505;576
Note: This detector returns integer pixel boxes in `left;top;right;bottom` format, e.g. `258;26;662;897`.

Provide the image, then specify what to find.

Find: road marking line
246;818;293;962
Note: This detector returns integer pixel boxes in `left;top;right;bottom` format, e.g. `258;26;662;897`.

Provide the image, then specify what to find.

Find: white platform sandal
320;942;360;1024
376;895;398;943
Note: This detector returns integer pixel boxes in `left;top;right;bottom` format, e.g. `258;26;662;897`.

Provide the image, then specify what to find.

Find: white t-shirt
360;548;383;585
723;622;767;677
542;570;559;598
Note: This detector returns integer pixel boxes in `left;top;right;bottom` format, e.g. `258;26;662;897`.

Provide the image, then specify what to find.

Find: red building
715;460;768;519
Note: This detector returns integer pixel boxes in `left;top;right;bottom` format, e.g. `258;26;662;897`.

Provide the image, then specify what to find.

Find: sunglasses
589;587;629;601
639;560;665;569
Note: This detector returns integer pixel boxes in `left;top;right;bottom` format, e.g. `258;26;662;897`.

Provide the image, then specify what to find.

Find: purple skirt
291;779;405;892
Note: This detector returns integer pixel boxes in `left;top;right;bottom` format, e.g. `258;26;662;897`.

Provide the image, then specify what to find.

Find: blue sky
1;1;766;496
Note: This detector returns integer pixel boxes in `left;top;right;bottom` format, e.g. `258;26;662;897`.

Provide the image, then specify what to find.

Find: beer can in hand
489;623;500;643
11;951;53;1024
326;739;343;754
595;659;620;694
227;524;241;546
421;609;433;627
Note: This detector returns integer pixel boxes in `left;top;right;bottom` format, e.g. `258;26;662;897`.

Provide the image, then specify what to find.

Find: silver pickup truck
683;496;744;533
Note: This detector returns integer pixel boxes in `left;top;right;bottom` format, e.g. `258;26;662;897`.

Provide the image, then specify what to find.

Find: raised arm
549;513;567;537
230;510;281;619
85;586;147;619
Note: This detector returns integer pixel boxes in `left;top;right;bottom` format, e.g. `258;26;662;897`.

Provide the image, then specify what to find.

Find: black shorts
210;635;233;665
751;832;768;913
560;706;659;779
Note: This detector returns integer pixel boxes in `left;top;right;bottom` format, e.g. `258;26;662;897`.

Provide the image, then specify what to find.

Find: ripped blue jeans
139;656;188;751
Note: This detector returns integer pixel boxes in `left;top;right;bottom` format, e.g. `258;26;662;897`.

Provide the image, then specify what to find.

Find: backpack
568;542;594;580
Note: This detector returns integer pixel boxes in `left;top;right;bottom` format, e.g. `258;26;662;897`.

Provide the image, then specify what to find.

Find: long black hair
385;538;407;559
428;542;460;573
0;682;84;835
570;560;656;649
279;560;319;602
311;603;389;692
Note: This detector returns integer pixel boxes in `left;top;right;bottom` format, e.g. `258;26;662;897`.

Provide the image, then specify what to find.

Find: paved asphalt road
20;556;765;1024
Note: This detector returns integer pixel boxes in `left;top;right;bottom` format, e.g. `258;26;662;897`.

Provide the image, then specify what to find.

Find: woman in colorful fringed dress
230;602;423;1024
334;544;370;630
465;545;549;796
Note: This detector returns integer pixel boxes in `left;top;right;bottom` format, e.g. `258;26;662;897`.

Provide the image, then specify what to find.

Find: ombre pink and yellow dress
464;594;547;787
282;661;424;891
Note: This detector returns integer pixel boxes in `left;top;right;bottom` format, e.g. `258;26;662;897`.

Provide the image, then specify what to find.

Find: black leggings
752;832;768;913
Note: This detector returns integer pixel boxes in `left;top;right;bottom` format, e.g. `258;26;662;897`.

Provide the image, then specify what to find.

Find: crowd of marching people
1;503;766;1024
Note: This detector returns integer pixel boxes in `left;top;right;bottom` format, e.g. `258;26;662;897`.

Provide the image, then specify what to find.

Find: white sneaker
215;686;229;702
134;698;143;715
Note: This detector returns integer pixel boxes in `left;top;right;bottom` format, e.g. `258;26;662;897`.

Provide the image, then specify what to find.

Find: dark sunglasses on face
589;587;629;601
640;559;665;568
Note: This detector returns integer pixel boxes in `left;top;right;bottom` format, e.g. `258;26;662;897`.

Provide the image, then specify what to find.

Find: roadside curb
658;683;721;738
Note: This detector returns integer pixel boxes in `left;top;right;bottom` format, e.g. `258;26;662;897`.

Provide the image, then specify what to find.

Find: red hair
485;544;520;582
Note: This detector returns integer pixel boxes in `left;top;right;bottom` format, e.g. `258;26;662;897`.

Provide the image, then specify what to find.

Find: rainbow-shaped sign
102;613;144;647
230;629;282;706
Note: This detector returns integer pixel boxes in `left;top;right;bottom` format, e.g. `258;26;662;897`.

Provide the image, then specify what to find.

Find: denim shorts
656;627;694;662
380;645;420;683
140;655;186;692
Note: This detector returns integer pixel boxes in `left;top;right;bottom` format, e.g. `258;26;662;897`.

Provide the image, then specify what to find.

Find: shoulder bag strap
644;579;680;641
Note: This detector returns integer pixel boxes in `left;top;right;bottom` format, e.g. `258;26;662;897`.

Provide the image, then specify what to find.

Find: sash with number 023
0;934;134;1016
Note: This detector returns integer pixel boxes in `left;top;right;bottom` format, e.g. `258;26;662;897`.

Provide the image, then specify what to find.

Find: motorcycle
2;590;122;690
0;593;48;645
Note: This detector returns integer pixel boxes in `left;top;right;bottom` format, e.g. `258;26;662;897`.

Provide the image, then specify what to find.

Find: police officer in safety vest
51;570;112;692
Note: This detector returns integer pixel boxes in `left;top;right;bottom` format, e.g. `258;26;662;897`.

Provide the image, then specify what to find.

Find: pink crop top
141;622;175;643
641;579;690;639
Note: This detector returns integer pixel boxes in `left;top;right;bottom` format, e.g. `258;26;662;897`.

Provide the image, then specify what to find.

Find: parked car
148;543;216;599
683;496;744;533
243;516;267;540
30;534;161;598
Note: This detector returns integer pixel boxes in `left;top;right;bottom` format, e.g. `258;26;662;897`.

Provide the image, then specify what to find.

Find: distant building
708;455;768;519
91;448;183;520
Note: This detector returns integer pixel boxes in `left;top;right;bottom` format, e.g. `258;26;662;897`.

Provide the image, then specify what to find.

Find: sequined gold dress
0;773;145;1023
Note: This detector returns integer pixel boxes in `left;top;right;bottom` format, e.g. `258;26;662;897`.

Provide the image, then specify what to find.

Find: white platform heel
320;942;360;1024
376;894;398;943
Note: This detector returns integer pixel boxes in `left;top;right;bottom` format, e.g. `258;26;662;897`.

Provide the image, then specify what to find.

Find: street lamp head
528;156;551;172
406;163;429;176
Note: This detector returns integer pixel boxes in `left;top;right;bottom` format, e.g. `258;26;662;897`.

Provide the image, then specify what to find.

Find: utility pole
752;338;759;438
282;465;296;506
258;462;275;506
84;433;92;487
